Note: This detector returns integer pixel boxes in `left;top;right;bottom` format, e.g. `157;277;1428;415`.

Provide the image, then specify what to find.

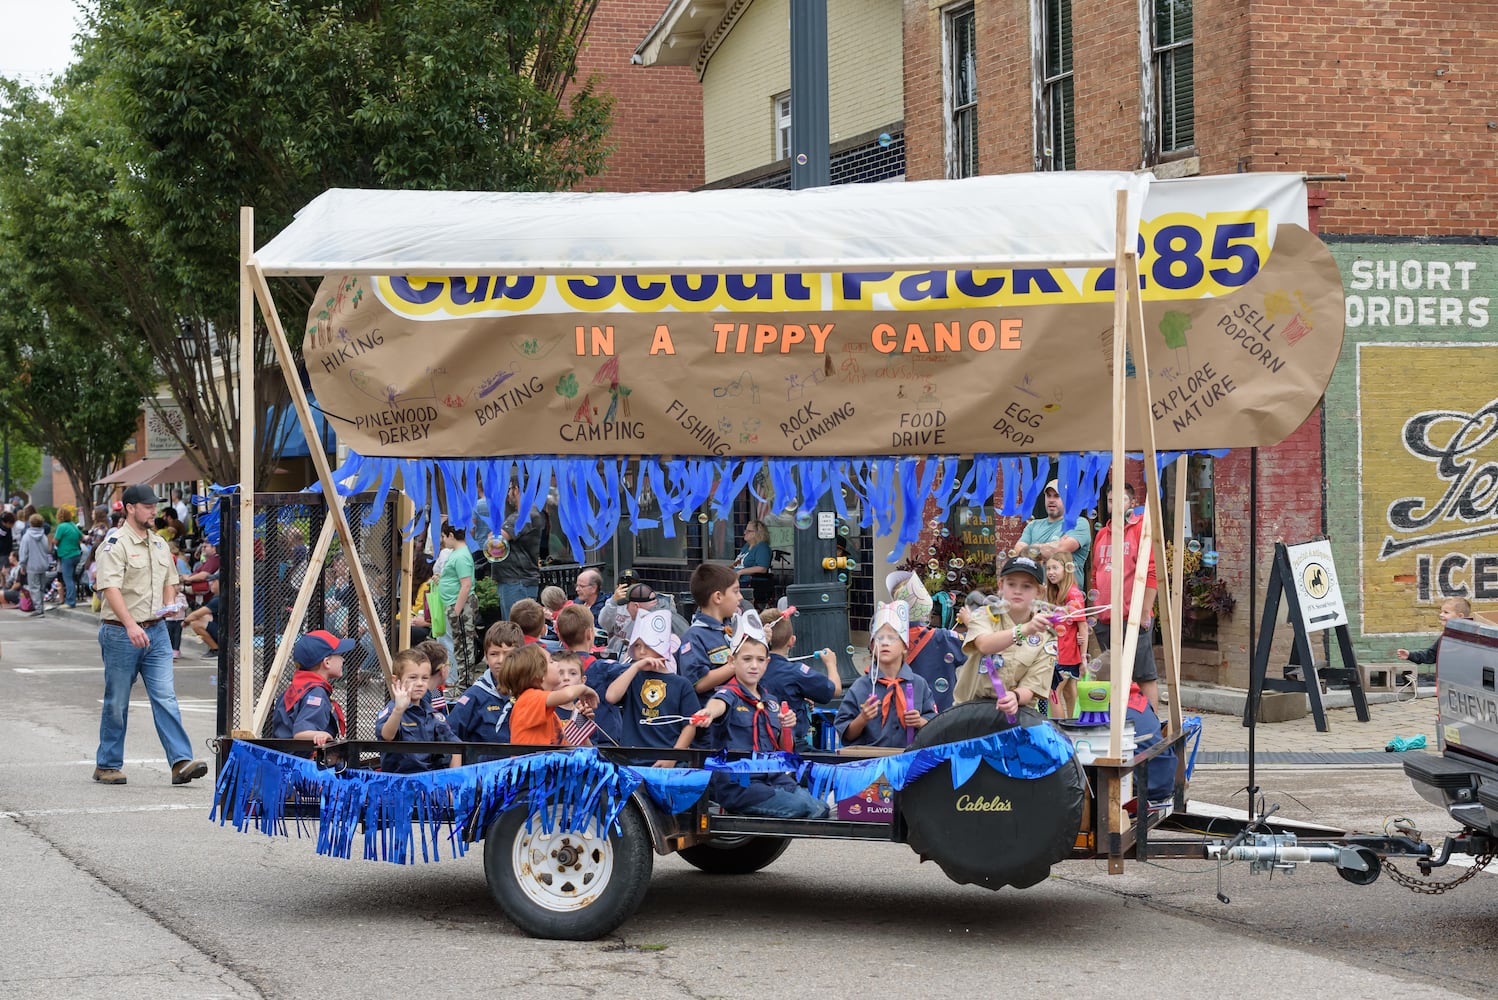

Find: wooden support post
245;265;396;689
249;515;338;735
235;208;257;736
1107;190;1130;763
1123;251;1181;735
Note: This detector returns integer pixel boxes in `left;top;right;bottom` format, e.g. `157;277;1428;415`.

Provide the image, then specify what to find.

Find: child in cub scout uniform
375;648;459;773
448;621;522;748
678;562;742;695
885;571;967;712
835;600;938;749
760;606;841;753
555;603;624;744
606;608;700;767
953;555;1057;716
269;630;351;746
687;610;829;819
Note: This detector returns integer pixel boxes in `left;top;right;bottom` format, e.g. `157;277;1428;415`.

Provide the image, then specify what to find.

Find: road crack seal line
3;813;270;999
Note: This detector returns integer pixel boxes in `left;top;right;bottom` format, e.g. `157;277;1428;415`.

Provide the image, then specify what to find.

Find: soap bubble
1186;539;1202;553
981;526;992;537
845;644;856;655
820;592;830;603
1202;550;1220;567
944;652;955;663
1087;589;1099;603
949;557;965;570
837;572;848;583
940;527;951;538
846;559;859;571
796;153;808;165
946;570;957;581
959;576;969;587
877;132;892;147
838;524;850;536
697;512;709;524
928;546;937;556
794;510;814;530
927;559;940;571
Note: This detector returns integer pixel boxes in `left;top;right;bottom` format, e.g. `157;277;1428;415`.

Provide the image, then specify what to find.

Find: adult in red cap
92;484;207;786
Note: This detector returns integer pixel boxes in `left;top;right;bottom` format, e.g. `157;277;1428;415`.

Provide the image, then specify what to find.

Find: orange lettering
969;320;996;351
933;321;960;352
650;325;677;356
754;324;779;353
902;323;930;353
999;318;1023;349
871;323;897;354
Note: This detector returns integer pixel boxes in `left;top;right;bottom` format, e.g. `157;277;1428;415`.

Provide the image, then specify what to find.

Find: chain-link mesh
219;492;401;741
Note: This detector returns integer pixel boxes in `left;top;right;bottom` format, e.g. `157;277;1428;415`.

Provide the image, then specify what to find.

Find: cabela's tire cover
900;702;1083;890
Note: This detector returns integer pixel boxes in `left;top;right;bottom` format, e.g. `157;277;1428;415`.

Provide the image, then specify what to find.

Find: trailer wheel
678;836;792;875
484;804;653;940
899;702;1084;890
1336;848;1382;886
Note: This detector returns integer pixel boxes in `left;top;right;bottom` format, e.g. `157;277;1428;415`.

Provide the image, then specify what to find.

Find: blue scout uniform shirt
762;652;837;750
447;673;513;744
268;677;337;740
704;681;799;812
612;669;700;763
678;612;734;689
904;625;968;712
1127;689;1177;804
834;666;938;749
375;695;459;773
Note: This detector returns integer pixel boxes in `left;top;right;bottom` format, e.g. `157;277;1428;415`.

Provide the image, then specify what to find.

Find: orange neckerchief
875;674;911;725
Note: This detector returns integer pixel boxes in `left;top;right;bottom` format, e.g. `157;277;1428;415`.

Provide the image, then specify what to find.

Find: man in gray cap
1017;479;1091;582
92;484;207;785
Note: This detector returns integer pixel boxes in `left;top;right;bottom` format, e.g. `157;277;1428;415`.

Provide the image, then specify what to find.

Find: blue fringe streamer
307;449;1228;560
212;725;1079;862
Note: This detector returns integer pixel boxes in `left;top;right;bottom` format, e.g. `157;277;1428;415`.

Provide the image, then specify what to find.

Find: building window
774;92;792;162
945;5;977;178
1036;0;1074;170
1146;0;1194;159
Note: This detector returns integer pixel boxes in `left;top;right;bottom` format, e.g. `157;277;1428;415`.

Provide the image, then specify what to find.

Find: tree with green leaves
84;0;612;482
0;81;154;506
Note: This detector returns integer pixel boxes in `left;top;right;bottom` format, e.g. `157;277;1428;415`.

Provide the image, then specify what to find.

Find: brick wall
572;0;704;192
1247;0;1497;236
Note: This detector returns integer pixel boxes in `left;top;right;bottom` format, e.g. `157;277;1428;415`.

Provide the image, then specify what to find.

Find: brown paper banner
304;224;1343;458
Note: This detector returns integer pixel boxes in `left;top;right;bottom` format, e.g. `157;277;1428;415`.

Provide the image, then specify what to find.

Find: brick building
573;0;704;191
898;0;1497;683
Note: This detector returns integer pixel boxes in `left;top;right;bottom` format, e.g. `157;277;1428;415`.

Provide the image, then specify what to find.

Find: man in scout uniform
93;484;207;786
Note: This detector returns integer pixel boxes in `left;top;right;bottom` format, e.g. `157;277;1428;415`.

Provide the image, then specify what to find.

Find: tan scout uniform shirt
95;526;179;624
953;607;1057;705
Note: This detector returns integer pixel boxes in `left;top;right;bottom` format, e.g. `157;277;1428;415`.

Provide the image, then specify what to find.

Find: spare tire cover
899;702;1083;890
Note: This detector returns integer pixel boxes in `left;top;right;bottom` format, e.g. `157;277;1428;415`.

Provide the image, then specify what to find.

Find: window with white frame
774;92;792;162
1146;0;1194;158
945;5;977;179
1036;0;1074;170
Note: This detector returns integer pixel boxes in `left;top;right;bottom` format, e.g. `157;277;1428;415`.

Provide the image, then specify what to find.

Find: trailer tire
678;836;792;875
900;702;1084;890
484;803;653;940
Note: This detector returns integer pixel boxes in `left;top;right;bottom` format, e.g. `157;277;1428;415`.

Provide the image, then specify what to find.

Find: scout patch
708;647;731;665
641;678;667;709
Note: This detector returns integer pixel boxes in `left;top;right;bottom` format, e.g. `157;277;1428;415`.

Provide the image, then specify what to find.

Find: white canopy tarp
253;172;1154;277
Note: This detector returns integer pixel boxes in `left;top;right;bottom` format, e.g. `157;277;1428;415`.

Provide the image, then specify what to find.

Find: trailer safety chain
1383;851;1495;895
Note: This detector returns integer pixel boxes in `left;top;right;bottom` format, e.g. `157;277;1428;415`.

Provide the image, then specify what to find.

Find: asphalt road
2;612;1494;1000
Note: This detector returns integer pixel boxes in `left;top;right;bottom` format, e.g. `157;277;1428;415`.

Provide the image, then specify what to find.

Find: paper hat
884;570;934;623
730;607;769;653
629;608;678;665
870;599;911;647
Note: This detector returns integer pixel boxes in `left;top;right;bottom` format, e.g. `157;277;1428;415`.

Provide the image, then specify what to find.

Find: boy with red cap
269;630;352;746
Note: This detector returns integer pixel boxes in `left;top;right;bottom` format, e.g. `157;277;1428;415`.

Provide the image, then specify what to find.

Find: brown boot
171;760;208;785
92;767;127;785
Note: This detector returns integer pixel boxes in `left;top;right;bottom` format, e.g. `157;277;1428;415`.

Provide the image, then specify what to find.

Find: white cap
885;570;933;623
870;599;911;647
730;607;769;654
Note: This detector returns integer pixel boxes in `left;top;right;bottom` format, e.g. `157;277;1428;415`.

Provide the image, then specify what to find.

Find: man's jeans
497;581;535;619
97;621;194;769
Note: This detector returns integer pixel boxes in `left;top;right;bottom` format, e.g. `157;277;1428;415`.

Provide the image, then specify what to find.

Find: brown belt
102;618;162;629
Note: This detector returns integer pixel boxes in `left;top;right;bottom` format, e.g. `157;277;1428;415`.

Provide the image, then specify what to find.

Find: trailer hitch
1206;833;1432;892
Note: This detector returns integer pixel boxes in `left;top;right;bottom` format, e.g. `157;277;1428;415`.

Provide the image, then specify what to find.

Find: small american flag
562;712;598;747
